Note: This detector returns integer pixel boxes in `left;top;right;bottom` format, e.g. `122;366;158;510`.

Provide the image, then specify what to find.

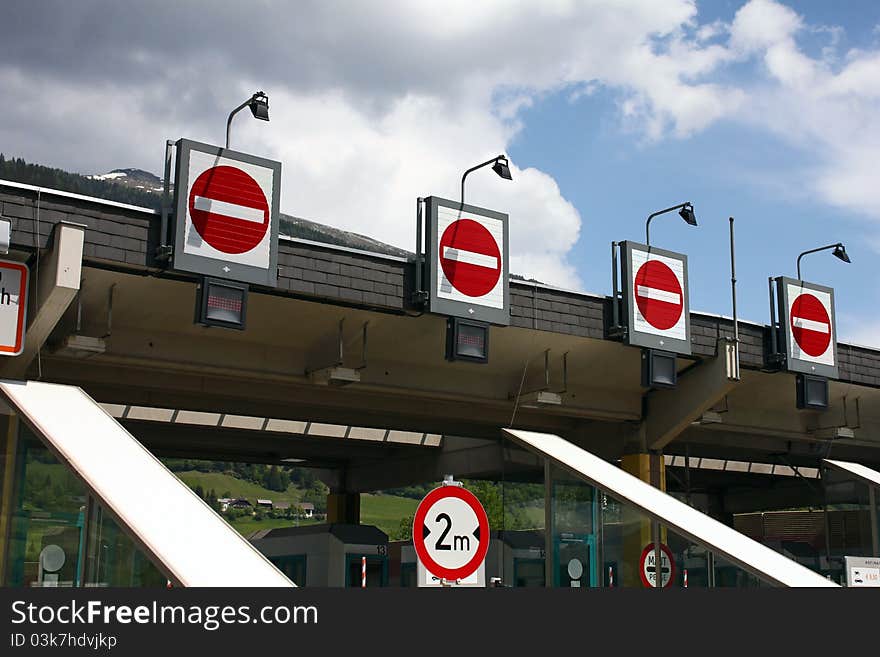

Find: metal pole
611;242;620;330
158;140;174;260
460;156;503;208
768;277;779;359
225;99;250;150
414;198;424;303
729;217;738;346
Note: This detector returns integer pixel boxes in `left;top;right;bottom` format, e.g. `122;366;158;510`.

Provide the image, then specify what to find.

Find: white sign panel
435;205;505;309
786;283;834;367
183;149;275;269
0;260;28;356
631;249;686;341
412;484;490;585
845;556;880;587
172;139;281;288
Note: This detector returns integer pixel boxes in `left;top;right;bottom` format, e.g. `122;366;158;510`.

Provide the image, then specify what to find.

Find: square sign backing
620;240;691;355
425;196;509;326
173;138;281;287
774;276;838;378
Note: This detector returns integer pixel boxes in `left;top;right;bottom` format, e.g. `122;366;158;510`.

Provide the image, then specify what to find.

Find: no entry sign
425;197;510;326
639;543;675;588
439;219;502;298
412;484;490;583
173;139;281;287
188;165;269;255
775;277;838;377
621;241;691;355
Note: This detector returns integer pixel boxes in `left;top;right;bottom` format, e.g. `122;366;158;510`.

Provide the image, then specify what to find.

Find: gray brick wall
3;182;878;386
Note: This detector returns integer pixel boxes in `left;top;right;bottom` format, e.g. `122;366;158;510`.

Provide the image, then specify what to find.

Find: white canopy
0;380;293;587
503;428;837;587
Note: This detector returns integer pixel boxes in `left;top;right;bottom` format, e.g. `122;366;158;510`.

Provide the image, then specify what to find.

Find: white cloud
3;0;880;286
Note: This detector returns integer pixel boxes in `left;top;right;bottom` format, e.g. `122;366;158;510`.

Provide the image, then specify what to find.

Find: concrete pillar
326;492;360;524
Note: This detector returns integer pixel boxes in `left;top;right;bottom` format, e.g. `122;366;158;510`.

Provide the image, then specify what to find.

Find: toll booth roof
250;523;389;544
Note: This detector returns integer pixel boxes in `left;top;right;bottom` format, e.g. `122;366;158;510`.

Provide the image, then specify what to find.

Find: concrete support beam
345;440;515;492
0;222;83;379
645;341;740;451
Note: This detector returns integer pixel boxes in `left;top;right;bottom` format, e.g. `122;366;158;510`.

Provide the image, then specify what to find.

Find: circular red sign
439;219;501;298
639;543;676;588
412;485;490;582
188;165;269;255
634;259;684;330
790;293;831;357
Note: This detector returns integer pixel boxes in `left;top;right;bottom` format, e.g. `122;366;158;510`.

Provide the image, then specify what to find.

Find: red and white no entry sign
188;165;270;255
790;293;831;358
439;219;502;298
634;259;684;331
412;484;490;582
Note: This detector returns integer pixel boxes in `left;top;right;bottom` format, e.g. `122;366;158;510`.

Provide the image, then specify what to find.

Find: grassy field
173;470;304;506
360;493;419;536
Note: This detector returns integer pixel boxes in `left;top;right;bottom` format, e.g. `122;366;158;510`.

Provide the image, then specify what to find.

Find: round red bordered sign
639;543;676;588
439;219;502;298
188;165;270;255
634;259;684;331
412;485;490;582
790;293;831;358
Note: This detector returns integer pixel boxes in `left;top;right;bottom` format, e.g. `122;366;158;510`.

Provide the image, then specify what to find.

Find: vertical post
414;197;425;304
608;565;613;588
611;242;620;331
768;277;779;359
729;218;739;347
158;140;174;260
361;556;366;589
544;459;553;588
869;486;879;557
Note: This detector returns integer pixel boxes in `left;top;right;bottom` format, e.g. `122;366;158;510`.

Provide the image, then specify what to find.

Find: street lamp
460;154;512;207
226;91;269;149
796;242;851;280
645;202;696;247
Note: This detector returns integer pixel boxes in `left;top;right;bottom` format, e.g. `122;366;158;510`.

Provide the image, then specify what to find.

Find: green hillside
174;470;303;506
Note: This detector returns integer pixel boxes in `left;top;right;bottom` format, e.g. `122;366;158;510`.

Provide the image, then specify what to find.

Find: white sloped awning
0;380;293;587
823;459;880;489
503;428;837;588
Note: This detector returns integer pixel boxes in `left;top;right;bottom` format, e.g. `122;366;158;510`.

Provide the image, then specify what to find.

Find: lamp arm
225;98;251;149
460;156;504;207
796;243;841;280
645;202;689;246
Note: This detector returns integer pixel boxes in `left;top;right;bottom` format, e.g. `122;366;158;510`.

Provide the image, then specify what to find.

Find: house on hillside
257;499;273;509
220;498;253;512
297;502;315;518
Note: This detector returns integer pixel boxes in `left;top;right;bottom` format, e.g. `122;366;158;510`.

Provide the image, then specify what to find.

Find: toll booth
250;524;389;588
390;530;545;588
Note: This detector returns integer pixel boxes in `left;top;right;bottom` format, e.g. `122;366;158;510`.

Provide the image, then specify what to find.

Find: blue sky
1;0;879;345
505;0;880;343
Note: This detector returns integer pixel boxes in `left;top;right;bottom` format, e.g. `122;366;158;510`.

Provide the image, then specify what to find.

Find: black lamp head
492;156;512;181
679;202;697;226
249;92;269;121
832;243;851;264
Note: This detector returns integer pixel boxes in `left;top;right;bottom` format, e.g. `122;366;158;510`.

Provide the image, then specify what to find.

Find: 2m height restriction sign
173;139;281;287
425;197;510;326
775;277;838;378
413;483;490;586
621;241;691;355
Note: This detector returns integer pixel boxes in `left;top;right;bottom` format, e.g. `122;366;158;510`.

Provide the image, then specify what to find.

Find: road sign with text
0;260;28;356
